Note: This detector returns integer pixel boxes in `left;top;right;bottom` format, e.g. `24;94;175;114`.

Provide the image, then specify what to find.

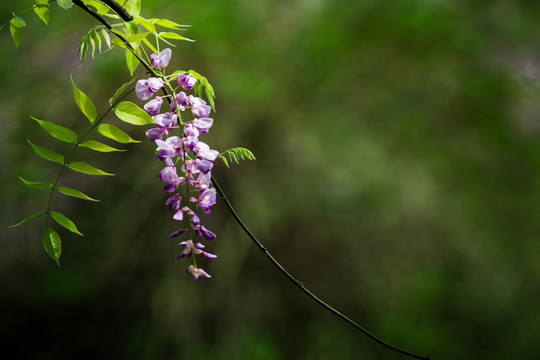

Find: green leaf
158;32;194;42
27;140;64;164
83;0;110;15
115;101;154;126
126;32;149;43
151;18;190;30
93;29;102;54
100;28;111;48
116;0;126;5
135;16;155;33
9;16;25;48
205;87;215;112
51;211;83;236
71;76;97;124
78;37;88;64
111;37;126;49
142;38;158;55
33;0;50;25
57;0;73;10
56;186;99;202
67;161;115;176
124;0;141;18
98;124;140;144
88;33;96;58
219;155;230;168
32;117;78;144
125;50;139;76
19;177;54;189
80;140;125;152
123;21;138;37
43;226;61;266
10;210;47;228
109;77;136;105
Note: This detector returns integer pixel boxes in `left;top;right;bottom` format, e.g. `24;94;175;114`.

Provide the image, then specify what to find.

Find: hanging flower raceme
140;49;220;279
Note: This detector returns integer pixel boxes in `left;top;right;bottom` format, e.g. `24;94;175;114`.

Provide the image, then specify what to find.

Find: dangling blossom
141;49;223;279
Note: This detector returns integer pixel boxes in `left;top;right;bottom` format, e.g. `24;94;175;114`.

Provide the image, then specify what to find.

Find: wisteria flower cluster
137;49;218;279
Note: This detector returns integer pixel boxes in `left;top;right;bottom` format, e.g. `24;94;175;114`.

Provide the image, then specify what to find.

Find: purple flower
183;123;199;138
158;166;180;187
186;265;211;280
183;123;199;152
177;240;217;260
189;96;212;118
145;127;167;141
144;96;163;115
169;229;185;238
194;172;211;191
155;136;183;159
191;212;200;226
163;183;176;193
136;78;164;100
173;209;184;221
170;91;189;112
198;188;217;214
192;117;213;134
150;48;172;69
193;159;213;175
194;225;216;241
178;74;197;90
165;194;182;211
194;141;219;162
153;112;177;129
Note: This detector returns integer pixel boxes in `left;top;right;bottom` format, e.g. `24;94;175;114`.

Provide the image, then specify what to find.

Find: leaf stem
98;0;133;22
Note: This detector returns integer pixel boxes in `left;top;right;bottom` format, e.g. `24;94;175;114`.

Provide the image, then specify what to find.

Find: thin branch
99;0;133;22
72;3;431;359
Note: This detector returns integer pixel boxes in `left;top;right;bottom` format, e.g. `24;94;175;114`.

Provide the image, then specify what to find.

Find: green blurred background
1;0;539;359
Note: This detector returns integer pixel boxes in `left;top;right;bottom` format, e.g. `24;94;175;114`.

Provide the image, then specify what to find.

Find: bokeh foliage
1;0;540;359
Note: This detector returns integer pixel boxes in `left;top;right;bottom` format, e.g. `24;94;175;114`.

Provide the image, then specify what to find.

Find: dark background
1;0;539;359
